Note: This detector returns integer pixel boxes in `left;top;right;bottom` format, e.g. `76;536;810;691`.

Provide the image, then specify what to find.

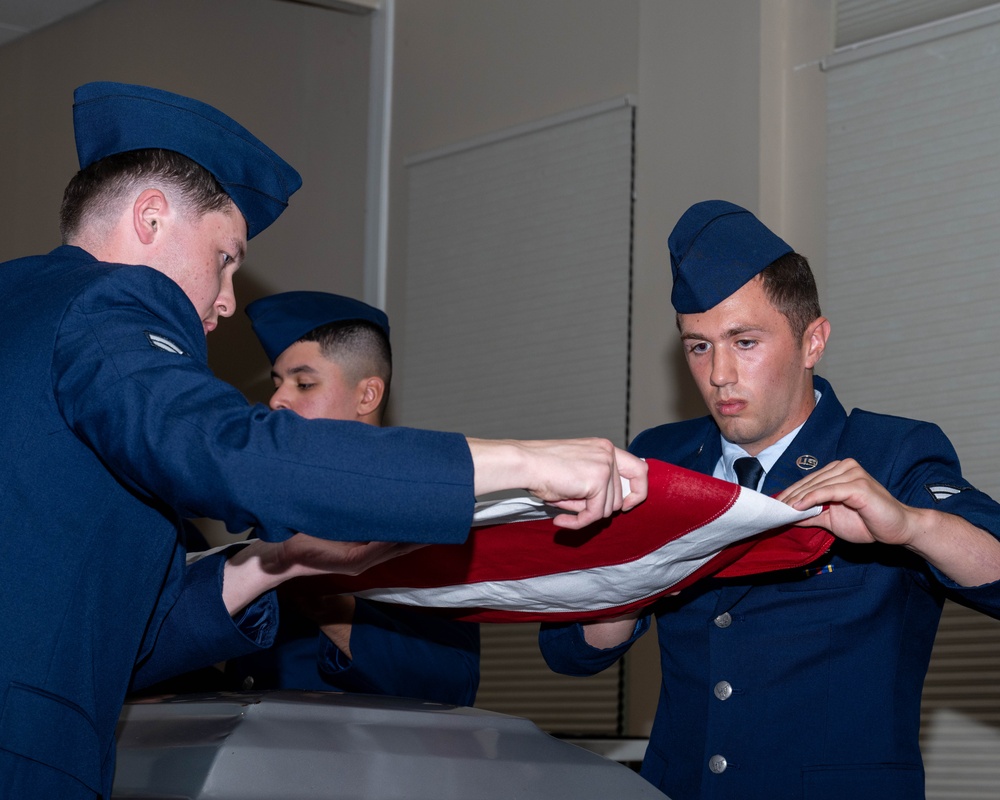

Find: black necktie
733;456;764;490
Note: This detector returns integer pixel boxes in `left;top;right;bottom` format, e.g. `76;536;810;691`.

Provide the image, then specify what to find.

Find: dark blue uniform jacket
0;247;474;798
540;376;1000;800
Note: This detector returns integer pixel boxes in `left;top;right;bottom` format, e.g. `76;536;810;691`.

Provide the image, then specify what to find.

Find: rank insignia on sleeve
145;331;188;356
924;483;971;502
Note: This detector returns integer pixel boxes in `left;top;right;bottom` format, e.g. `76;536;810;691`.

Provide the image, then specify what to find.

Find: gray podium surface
113;691;669;799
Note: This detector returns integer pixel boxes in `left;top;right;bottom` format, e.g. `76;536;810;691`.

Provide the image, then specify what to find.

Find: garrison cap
72;81;302;239
246;291;391;364
668;200;792;313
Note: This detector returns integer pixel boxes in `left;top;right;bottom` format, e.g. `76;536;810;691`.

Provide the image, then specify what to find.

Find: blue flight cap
668;200;792;313
72;81;302;239
246;291;391;364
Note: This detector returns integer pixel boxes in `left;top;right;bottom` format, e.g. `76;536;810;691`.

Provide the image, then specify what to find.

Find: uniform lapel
676;426;722;475
761;375;847;496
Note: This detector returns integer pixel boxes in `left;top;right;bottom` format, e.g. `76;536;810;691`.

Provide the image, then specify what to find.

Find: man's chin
714;418;758;447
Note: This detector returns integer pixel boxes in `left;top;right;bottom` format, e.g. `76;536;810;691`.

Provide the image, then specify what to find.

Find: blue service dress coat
127;540;281;693
540;376;1000;800
0;247;476;799
229;597;480;706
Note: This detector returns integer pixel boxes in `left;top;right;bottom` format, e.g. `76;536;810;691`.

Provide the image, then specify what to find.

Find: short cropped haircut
758;251;823;341
301;320;393;412
59;148;232;243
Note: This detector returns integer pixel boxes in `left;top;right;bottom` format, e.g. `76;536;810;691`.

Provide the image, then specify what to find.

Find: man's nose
710;349;736;387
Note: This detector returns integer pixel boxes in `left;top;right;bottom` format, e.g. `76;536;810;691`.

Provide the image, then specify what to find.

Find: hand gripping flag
322;459;833;622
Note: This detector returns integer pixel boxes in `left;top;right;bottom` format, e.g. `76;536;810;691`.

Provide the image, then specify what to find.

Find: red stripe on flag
313;459;833;622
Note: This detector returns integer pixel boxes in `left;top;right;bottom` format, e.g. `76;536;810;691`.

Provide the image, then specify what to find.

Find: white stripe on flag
356;489;821;614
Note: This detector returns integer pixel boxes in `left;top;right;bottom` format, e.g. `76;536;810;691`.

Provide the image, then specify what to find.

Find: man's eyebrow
228;237;247;264
271;364;319;380
680;325;764;340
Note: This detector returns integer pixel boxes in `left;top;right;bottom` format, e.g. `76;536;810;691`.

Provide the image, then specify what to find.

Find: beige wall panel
388;0;641;410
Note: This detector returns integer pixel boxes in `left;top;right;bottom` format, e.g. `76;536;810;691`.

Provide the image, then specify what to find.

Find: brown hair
758;251;822;340
60;148;232;242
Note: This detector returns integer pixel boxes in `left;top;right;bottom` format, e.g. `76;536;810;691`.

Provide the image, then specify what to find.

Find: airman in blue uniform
540;200;1000;799
231;291;479;705
0;83;646;799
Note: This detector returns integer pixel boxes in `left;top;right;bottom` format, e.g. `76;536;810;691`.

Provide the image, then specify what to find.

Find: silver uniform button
714;612;732;628
709;754;728;774
714;680;733;701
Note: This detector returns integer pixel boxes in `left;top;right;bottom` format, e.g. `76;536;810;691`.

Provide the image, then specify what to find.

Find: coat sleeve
52;266;475;544
538;615;651;677
129;546;279;691
843;411;1000;614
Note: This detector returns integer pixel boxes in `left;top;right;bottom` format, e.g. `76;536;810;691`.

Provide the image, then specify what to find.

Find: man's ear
133;188;169;245
803;316;831;369
356;376;386;421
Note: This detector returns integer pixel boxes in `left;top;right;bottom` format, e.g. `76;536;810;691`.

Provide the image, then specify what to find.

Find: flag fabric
323;459;833;623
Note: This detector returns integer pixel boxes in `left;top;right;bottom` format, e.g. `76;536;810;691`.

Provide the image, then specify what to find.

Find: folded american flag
327;459;832;622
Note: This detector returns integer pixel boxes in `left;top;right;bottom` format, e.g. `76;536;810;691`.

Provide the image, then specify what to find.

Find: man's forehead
678;278;766;326
275;340;355;375
274;339;325;367
274;362;320;376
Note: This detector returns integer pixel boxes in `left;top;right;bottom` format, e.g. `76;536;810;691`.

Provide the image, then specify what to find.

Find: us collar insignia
796;455;819;471
145;331;188;357
925;483;971;503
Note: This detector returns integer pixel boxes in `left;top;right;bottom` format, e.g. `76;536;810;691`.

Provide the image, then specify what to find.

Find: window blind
825;13;1000;797
835;0;998;47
